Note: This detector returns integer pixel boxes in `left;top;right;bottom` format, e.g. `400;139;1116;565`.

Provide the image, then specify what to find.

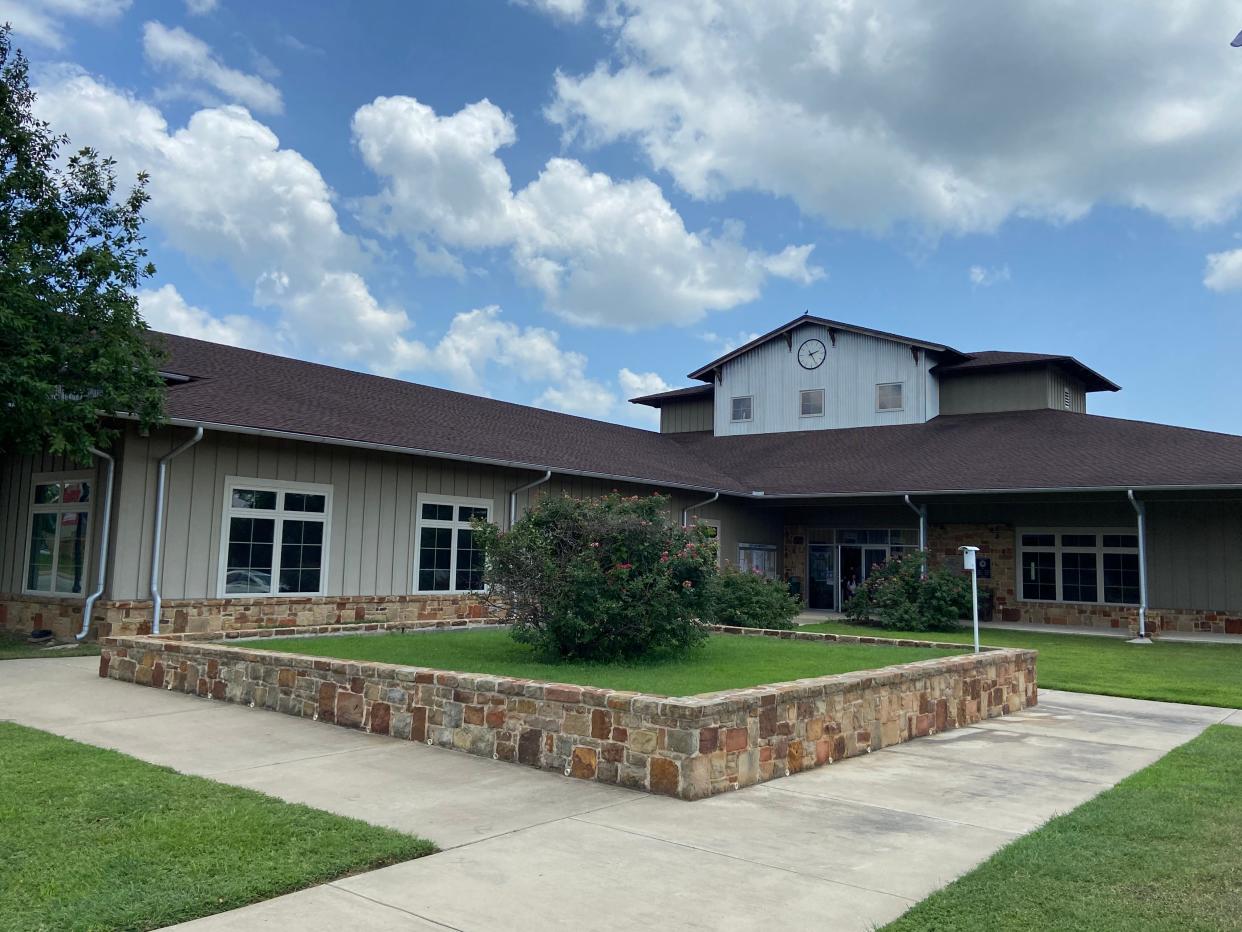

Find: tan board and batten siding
107;423;784;602
939;366;1087;416
0;451;107;595
660;396;714;433
714;323;942;436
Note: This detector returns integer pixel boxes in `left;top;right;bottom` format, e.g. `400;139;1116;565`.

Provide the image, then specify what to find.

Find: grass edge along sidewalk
802;621;1242;709
883;724;1242;931
0;722;435;932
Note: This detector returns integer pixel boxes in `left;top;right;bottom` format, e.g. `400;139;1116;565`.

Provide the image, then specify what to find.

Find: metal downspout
1127;489;1151;643
903;494;928;575
509;470;552;529
682;492;719;527
77;447;115;640
150;426;204;634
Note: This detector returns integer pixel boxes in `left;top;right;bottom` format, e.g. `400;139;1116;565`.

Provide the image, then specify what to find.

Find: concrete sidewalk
2;657;1237;931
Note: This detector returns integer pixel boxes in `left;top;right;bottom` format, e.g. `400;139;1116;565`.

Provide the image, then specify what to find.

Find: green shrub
475;492;717;661
843;550;969;632
707;565;800;630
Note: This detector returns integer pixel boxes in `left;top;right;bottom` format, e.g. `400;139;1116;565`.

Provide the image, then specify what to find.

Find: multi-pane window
25;474;93;594
737;543;778;578
799;389;825;417
730;396;753;422
876;382;904;411
416;496;491;592
220;479;330;596
1018;530;1139;605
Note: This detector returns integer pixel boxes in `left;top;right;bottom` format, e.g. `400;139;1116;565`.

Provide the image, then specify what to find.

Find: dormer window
731;395;753;422
877;382;904;412
800;389;825;417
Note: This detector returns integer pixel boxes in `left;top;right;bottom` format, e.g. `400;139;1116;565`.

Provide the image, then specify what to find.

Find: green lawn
884;725;1242;931
0;722;434;932
250;629;965;696
0;631;100;661
802;621;1242;708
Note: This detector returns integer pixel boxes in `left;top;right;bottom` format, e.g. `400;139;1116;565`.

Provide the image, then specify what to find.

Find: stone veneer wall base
101;621;1037;800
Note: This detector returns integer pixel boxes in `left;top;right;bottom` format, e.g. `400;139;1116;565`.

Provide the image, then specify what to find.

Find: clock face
797;339;827;370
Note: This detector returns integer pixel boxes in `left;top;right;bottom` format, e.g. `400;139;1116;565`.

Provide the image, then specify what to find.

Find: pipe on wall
903;494;928;577
682;492;719;527
77;447;115;641
509;470;552;529
1127;489;1150;641
150;426;204;634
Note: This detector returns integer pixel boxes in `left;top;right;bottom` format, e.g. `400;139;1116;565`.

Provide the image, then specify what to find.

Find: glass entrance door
808;544;835;609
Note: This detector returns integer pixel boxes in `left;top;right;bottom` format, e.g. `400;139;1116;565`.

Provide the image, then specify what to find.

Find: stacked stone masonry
0;592;494;641
100;622;1037;800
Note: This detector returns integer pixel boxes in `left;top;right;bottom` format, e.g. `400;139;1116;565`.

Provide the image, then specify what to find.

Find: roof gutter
509;470;552;529
682;492;719;526
116;415;1242;501
77;447;115;641
150;426;204;634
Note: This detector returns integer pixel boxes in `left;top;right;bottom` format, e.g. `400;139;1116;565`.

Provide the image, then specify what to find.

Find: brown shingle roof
629;384;714;407
153;334;741;492
152;333;1242;497
938;351;1120;392
672;409;1242;495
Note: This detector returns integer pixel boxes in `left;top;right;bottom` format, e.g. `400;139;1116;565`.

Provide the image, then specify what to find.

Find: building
3;313;1241;641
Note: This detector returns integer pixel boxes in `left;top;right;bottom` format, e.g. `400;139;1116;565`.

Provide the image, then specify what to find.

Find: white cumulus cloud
35;71;414;369
968;264;1011;287
1204;249;1242;292
139;283;270;350
0;0;130;49
351;94;822;328
142;21;283;114
185;0;218;14
549;1;1242;235
515;0;587;21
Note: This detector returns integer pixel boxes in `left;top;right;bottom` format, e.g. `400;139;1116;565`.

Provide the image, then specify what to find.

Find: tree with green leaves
0;26;165;461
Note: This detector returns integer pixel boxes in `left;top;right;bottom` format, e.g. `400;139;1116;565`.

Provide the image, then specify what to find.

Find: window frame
730;395;754;422
216;476;333;599
799;388;826;418
413;493;493;594
737;542;779;579
23;470;95;597
1015;527;1139;606
692;518;722;567
876;381;905;412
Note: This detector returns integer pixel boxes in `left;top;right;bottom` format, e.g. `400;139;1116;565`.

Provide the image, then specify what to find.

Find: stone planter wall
0;592;494;641
100;623;1037;800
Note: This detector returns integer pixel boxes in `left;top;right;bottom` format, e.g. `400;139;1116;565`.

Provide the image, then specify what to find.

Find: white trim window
737;543;778;578
799;388;825;418
730;395;753;422
693;518;722;566
876;382;904;412
1017;528;1140;605
415;494;491;593
25;472;94;595
218;477;332;597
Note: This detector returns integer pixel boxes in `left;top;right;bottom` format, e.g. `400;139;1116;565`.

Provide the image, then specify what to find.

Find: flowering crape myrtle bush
843;550;970;632
476;493;717;661
707;565;800;630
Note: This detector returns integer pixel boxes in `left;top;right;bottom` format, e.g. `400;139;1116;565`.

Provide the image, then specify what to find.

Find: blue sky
8;0;1242;432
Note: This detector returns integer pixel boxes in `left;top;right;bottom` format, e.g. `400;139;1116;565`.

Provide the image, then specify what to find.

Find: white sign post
960;546;981;653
